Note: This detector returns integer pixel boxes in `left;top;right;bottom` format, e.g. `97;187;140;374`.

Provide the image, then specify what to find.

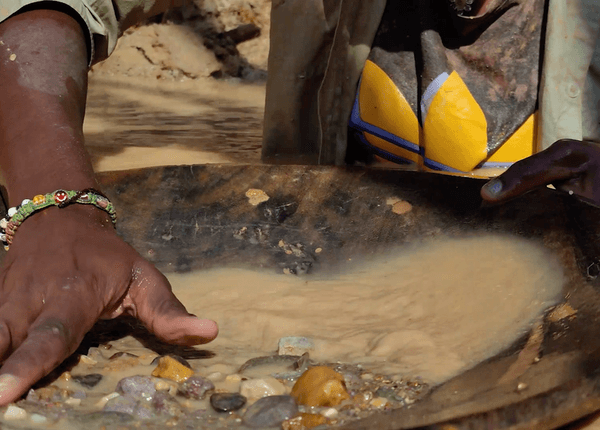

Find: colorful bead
96;198;108;209
53;190;68;204
21;199;31;206
32;195;45;205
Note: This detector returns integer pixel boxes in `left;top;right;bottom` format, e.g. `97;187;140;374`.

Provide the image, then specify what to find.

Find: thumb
129;262;218;346
481;139;585;202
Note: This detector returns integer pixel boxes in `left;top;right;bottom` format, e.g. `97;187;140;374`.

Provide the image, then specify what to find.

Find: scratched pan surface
36;165;600;428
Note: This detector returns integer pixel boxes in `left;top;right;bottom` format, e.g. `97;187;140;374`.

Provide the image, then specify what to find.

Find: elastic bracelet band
0;188;117;251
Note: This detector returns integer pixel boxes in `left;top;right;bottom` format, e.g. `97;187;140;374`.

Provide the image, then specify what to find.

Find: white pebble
65;398;81;406
0;219;7;229
225;374;243;383
206;372;224;381
4;405;26;420
79;354;97;365
240;377;287;399
7;207;16;217
320;407;338;418
21;199;31;206
29;413;47;423
95;392;120;409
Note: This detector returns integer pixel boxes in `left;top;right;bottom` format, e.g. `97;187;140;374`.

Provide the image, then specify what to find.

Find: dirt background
84;0;271;171
90;0;271;81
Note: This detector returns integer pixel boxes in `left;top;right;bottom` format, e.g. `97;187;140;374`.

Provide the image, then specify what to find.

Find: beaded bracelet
0;188;117;251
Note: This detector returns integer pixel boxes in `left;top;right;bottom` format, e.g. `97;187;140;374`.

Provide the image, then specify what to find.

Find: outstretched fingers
129;262;218;346
0;308;93;405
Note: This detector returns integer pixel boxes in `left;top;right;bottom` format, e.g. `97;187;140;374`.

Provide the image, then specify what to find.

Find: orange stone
290;366;350;407
151;356;194;383
282;413;328;430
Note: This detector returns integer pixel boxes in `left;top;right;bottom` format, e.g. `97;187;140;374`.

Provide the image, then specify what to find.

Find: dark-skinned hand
481;139;600;207
0;205;218;404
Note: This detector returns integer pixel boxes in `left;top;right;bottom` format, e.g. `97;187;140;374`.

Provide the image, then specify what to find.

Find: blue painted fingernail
484;179;503;196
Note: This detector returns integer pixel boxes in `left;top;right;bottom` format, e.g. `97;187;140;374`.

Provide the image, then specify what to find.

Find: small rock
278;337;315;356
225;374;244;383
240;377;287;399
28;385;73;403
370;397;389;408
152;391;183;417
4;405;26;420
282;413;327;430
72;390;87;399
29;413;47;424
210;392;247;413
240;354;310;380
151;354;192;369
116;376;157;400
178;376;215;400
65;398;82;406
104;395;136;415
73;373;103;389
242;395;298;428
246;189;269;206
78;354;98;365
291;366;350;407
320;407;338;418
109;352;139;360
154;380;174;392
95;392;120;409
152;356;194;383
104;396;157;420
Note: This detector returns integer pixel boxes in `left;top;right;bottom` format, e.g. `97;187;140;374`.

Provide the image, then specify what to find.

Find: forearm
0;8;96;204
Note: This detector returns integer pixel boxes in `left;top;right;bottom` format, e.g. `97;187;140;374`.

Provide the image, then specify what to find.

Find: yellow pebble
290;366;350;407
370;397;388;408
282;413;327;430
151;356;194;383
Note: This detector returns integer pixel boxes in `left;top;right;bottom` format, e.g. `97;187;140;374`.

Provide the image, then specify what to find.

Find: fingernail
483;178;503;196
0;374;18;393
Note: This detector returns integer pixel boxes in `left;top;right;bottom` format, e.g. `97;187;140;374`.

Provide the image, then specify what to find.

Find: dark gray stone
73;373;103;389
242;395;298;428
115;375;156;400
103;396;158;420
109;351;139;360
210;392;247;412
103;395;137;415
178;376;215;400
